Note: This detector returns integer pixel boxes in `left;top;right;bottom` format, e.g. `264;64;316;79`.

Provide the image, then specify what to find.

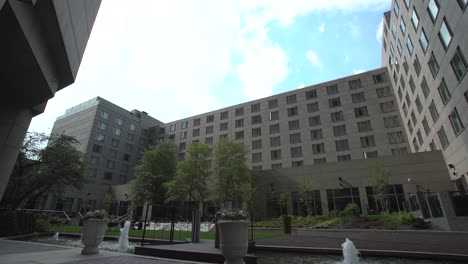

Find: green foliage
297;180;314;216
0;133;87;209
102;192;114;212
34;218;50;232
278;192;290;215
368;162;392;214
129;141;177;207
342;203;360;217
0;211;37;236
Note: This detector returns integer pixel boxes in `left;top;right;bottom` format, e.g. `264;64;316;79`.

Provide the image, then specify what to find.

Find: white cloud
306;51;322;69
353;69;365;75
376;17;384;43
298;83;305;89
319;23;325;32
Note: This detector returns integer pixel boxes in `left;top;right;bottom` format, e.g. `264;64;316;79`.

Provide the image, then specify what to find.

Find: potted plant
217;208;249;264
81;210;109;254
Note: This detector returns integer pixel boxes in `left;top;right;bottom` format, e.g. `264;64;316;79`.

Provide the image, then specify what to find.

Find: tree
212;138;251;208
298;180;315;216
368;162;392;214
129;141;177;208
0;132;87;209
278;192;290;215
165;143;211;208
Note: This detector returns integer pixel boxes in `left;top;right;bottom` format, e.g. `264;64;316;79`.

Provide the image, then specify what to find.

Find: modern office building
0;0;101;201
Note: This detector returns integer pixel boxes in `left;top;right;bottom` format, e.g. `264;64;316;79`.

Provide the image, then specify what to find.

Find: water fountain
342;238;359;264
118;221;131;252
52;232;59;241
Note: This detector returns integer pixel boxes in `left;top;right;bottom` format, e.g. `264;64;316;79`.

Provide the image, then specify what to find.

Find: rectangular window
252;127;262;137
289;133;301;144
449;108;465;135
387;131;405;144
252;139;262;150
115;118;123;126
411;9;419;29
384;116;400;128
422;117;430;136
392;147;407;156
129;124;136;131
271;149;282;160
272;163;282;169
311;129;323;141
428;0;439;22
101;111;109;120
351;92;366;104
335;139;350;151
286;94;297;104
270;123;280;134
251;103;261;112
307;102;319;113
179;142;186;151
373;73;386;83
333;125;347;137
428;52;440;78
429;100;439;123
235;119;244;128
252;152;262;163
193;118;201;126
181;121;188;129
268;99;278;109
220;111;228;120
314;158;327;164
451;47;468;81
288;120;300;130
421;76;430;98
349;79;363;90
380;101;396;113
92;144;103;153
206;125;213;134
104;172;113;180
235;131;244;140
113;127;121;136
206;115;214;123
270;136;281;147
338;155;351;162
306;90;317;100
126;133;135;142
269;111;279;121
169;124;176;132
326;84;339;95
95;133;105;142
376;86;391;98
309;116;321;127
413;55;421;76
438;79;451;105
438;126;449;149
220;122;228;131
328;97;341;108
251;115;262;124
235;107;244;116
357;120;373;132
192;128;200;137
354;106;368;118
287;106;299;117
331;111;344;122
400;19;406;35
111;138;119;147
363;151;378;159
312;143;325;154
407;37;413;55
360;136;376;148
180;131;187;139
439;19;453;50
292;161;303;167
291;146;303;157
98;122;107;130
205;137;213;144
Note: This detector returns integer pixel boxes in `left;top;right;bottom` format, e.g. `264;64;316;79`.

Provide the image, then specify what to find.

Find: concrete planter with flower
217;208;249;264
81;210;109;254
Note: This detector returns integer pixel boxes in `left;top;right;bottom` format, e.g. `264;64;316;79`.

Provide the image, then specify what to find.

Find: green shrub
342;203;360;217
34;218;50;232
410;217;430;229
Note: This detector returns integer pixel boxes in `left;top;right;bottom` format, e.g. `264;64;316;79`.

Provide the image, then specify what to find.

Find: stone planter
218;220;249;264
81;219;108;254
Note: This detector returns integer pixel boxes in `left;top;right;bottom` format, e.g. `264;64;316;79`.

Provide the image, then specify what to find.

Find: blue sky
29;0;391;134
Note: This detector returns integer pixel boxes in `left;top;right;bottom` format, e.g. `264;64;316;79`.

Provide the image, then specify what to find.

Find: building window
252;127;262;137
429;101;439;123
269;111;279;121
193;128;200;137
407;119;414;134
349;79;362;90
219;111;228;120
451;47;468;81
392;147;407;156
205;137;213;144
306;90;317;100
351;92;366;104
373;73;386;84
397;39;403;55
380;101;395;113
271;149;282;160
180;121;188;129
422;117;430;136
206;125;213;134
458;0;468;9
405;93;411;107
287;106;299;117
251;115;262;125
400;19;406;35
292;160;303;167
111;138;119;147
384;116;400;128
387;131;405;144
363;151;378;159
206;115;214;123
289;133;301;144
390;43;395;55
417;130;424;147
354;106;368;118
129;124;136;131
413;138;420;152
331;111;344;122
312;143;325;154
272;163;282;169
310;129;323;141
402;103;408;117
393;1;399;16
193;118;201;126
252;152;262;163
268;99;278;109
328;97;341;108
408;76;416;94
314;158;327;164
95;133;105;142
309;116;321;127
413;55;421;76
404;0;410;8
235;131;244;140
376;86;391;98
357;120;373;132
449;108;465;135
307;102;319;113
101;111;109;120
326;84;339;95
421;77;429;98
291;146;303;157
338;155;351;162
104;172;113;180
235;107;244;116
429;140;437;151
115;118;123;126
220;122;228;131
170;124;176;132
270;136;281;147
92;144;103;153
289;120;300;130
113;127;121;136
335;139;350;151
411;9;419;29
251;103;260;112
235;119;244;128
360;136;376;148
391;23;397;39
252;139;262;150
270;124;280;134
438;79;451;105
179;131;187;139
439;19;453;50
428;52;440;78
419;29;429;53
428;0;439;22
98;122;107;130
438;126;449;149
403;56;409;75
406;37;413;55
400;74;406;89
333;125;347;137
286;94;297;104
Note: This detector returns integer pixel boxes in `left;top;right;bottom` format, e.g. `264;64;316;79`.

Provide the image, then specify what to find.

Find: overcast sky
29;0;391;134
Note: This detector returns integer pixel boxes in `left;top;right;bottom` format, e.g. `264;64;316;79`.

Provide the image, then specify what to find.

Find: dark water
26;235;137;253
256;252;461;264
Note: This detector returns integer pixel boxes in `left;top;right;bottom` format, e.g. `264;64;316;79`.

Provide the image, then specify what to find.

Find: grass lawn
49;225;282;240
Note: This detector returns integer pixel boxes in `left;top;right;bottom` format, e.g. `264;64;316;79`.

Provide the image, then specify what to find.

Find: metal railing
18;209;71;222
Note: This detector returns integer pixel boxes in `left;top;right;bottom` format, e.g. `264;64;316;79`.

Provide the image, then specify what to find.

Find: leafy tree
368;162;392;214
129;141;177;208
212;138;251;208
0;132;86;209
298;180;315;216
165;143;210;208
278;192;290;215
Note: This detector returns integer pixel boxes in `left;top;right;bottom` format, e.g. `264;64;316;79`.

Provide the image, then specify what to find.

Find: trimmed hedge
0;210;48;236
